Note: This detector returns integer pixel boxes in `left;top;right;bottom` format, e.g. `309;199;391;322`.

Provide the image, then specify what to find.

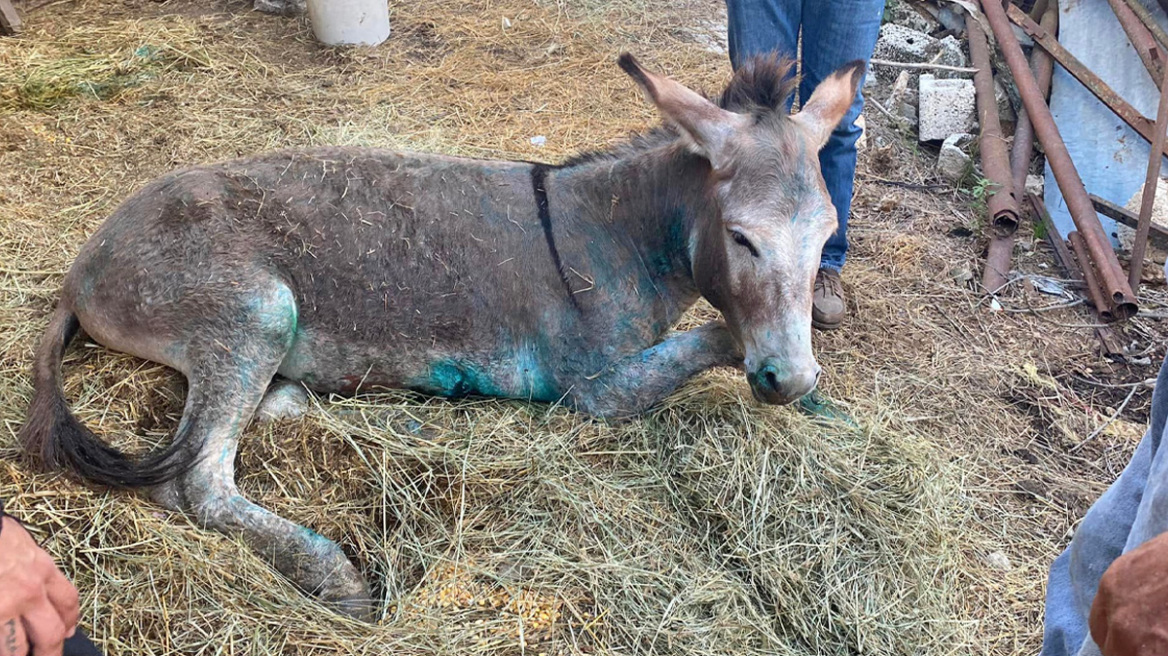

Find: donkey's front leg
568;320;742;418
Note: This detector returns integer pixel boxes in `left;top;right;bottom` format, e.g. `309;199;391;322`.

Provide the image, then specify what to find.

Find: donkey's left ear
793;60;865;149
619;54;749;169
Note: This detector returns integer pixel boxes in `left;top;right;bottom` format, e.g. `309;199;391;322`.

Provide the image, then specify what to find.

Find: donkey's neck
544;143;712;325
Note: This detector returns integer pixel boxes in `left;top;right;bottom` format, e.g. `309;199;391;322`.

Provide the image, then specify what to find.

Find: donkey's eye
730;230;760;258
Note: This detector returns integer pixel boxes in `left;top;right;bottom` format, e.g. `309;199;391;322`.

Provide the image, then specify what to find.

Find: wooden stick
1131;64;1168;291
867;59;980;74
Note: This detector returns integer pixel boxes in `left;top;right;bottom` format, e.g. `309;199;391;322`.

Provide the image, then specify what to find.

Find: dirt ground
1;0;1166;654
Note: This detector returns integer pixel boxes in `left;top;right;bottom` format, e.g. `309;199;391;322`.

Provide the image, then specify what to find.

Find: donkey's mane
559;54;797;169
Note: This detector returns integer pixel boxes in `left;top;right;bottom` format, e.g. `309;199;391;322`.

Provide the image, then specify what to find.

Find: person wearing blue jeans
1041;286;1168;656
725;0;884;329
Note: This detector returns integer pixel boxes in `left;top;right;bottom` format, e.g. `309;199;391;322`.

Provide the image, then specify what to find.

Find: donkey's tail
19;305;193;488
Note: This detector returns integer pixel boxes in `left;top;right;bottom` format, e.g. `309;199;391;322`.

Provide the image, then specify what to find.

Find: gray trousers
1042;355;1168;656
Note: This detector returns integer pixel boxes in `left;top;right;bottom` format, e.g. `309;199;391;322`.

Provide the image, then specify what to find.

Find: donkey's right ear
619;54;749;169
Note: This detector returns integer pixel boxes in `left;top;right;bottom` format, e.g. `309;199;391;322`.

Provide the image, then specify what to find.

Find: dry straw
0;0;1156;655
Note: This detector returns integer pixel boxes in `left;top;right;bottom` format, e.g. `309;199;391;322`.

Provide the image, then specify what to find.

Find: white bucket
306;0;390;46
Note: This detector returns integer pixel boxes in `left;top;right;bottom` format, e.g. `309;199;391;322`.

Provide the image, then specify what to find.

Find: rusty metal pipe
968;15;1019;237
1108;0;1165;89
982;0;1139;319
1118;0;1168;52
1069;231;1115;322
1130;65;1168;291
968;13;1019;294
1010;0;1058;198
1007;3;1168;161
1035;194;1123;357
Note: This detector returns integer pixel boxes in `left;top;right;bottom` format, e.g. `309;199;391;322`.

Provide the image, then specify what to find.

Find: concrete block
872;24;938;82
918;74;976;142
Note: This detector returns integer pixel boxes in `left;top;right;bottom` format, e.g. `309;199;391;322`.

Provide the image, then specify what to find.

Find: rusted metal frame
1006;3;1168;161
1033;193;1123;356
1090;194;1168;249
1118;0;1168;52
1108;0;1166;89
968;14;1020;293
1130;66;1168;291
982;0;1139;319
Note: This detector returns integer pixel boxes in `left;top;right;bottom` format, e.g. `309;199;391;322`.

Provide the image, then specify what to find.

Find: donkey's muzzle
749;358;820;405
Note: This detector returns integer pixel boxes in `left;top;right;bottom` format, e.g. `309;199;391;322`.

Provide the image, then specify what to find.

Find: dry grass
0;0;1165;654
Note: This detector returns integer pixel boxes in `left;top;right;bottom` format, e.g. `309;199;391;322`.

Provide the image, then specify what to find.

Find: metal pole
1091;193;1168;248
1108;0;1165;89
1010;0;1057;197
968;13;1020;294
1007;3;1167;161
1118;0;1168;52
1069;231;1115;322
968;15;1019;236
1130;65;1168;291
981;0;1139;319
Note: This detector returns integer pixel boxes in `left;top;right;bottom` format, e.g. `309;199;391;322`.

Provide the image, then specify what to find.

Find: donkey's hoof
326;592;379;622
255;380;309;423
311;557;377;621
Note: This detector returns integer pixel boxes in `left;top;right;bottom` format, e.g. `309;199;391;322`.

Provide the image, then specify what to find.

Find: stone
984;551;1012;572
935;35;969;79
994;79;1017;129
856;114;867;151
938;133;972;183
1116;177;1168;252
255;0;305;15
918;74;976;141
936;6;966;33
1026;174;1044;197
900;102;918;129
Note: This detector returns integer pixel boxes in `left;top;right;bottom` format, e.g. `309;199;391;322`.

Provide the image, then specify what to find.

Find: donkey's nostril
757;361;784;394
752;359;818;403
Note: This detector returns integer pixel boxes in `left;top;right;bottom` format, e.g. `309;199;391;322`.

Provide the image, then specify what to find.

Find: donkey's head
619;54;863;405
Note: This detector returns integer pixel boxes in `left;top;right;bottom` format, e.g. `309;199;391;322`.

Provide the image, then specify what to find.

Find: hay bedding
0;0;1164;654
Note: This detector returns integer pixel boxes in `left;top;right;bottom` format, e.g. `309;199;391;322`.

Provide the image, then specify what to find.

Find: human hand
0;516;79;656
1089;531;1168;656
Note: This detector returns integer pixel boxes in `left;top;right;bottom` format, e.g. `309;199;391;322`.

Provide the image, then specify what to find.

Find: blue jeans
725;0;884;272
1041;354;1168;656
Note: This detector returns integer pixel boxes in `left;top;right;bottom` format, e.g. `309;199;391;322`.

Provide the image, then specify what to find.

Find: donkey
21;54;862;618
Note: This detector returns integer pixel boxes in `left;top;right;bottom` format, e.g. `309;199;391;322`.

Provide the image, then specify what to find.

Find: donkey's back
66;147;582;398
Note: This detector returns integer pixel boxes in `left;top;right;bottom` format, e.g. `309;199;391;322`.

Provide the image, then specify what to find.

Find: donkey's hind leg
174;284;374;619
